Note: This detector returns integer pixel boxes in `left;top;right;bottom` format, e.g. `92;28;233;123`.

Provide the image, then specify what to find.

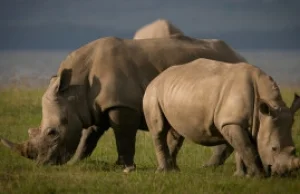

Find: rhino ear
259;100;277;117
57;69;72;92
49;69;72;94
49;75;58;85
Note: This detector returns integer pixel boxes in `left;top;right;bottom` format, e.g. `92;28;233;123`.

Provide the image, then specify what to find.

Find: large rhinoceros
0;36;248;172
133;19;184;39
143;58;298;177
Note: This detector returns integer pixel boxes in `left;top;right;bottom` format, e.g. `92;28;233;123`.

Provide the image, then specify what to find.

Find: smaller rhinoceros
143;58;298;177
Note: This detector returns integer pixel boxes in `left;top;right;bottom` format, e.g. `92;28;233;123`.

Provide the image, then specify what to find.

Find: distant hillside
1;22;300;50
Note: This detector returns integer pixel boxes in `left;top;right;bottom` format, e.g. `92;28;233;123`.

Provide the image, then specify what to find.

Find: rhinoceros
133;19;184;40
1;36;247;172
143;58;298;177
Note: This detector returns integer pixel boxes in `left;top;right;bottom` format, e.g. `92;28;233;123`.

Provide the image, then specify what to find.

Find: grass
0;87;300;194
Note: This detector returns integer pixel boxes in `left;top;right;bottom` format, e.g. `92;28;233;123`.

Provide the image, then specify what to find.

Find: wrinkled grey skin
143;58;298;177
1;36;247;172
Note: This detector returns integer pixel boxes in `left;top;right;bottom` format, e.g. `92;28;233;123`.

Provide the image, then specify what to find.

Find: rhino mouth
264;165;272;177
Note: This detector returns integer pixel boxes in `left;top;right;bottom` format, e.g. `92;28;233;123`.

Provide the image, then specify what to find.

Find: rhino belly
162;106;226;146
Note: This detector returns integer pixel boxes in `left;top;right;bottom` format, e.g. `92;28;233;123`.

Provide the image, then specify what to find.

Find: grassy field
0;87;300;194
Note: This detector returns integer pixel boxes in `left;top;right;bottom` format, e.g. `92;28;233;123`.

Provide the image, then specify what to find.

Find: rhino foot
233;170;247;177
202;163;220;168
155;167;169;173
155;166;179;173
66;160;77;166
123;164;136;173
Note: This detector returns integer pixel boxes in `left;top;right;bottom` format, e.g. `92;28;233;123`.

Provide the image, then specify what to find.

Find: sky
1;0;300;50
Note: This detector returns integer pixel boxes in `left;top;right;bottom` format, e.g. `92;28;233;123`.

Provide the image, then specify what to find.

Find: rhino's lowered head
1;70;92;165
256;99;300;176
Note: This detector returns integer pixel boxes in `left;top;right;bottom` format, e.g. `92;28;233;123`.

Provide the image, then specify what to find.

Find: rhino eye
47;128;58;136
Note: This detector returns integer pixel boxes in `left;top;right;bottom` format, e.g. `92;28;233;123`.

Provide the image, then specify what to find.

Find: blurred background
0;0;299;87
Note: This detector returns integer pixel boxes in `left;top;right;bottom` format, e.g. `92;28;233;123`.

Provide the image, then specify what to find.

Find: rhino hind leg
167;128;184;171
144;99;176;172
220;124;263;177
151;125;173;173
203;144;233;167
109;107;140;173
68;125;108;165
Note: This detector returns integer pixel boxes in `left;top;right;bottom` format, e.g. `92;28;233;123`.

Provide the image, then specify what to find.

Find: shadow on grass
70;159;154;173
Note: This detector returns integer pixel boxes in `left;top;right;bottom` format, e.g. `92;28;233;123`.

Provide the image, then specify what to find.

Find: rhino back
147;58;257;144
89;37;208;112
57;37;247;113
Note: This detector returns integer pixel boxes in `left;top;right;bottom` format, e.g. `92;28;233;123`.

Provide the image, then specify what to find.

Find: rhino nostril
272;147;279;152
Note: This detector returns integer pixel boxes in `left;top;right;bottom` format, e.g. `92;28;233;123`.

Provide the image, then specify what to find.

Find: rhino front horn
1;137;29;158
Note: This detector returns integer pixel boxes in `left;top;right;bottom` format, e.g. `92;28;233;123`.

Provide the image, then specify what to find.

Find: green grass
1;87;300;194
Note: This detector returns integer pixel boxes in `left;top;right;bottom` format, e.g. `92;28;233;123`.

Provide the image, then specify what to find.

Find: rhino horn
1;137;32;159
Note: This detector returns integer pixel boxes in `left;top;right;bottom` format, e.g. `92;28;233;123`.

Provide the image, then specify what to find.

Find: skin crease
143;58;298;177
1;33;250;172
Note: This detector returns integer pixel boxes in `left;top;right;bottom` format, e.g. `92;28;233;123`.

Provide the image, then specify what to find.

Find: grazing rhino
1;36;247;172
143;58;298;177
133;19;184;40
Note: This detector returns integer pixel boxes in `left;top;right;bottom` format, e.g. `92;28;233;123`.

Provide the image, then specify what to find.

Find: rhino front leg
109;107;140;173
220;124;263;177
233;152;247;176
203;144;233;167
167;129;184;170
68;125;108;165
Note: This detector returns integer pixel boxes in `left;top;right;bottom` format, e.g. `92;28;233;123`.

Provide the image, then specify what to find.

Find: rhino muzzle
271;156;300;176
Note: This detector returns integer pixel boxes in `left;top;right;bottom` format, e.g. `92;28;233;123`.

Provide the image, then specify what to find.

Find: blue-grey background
0;0;299;86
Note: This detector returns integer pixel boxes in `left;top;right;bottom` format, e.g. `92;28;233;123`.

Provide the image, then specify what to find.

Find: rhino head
1;70;94;165
256;100;300;176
